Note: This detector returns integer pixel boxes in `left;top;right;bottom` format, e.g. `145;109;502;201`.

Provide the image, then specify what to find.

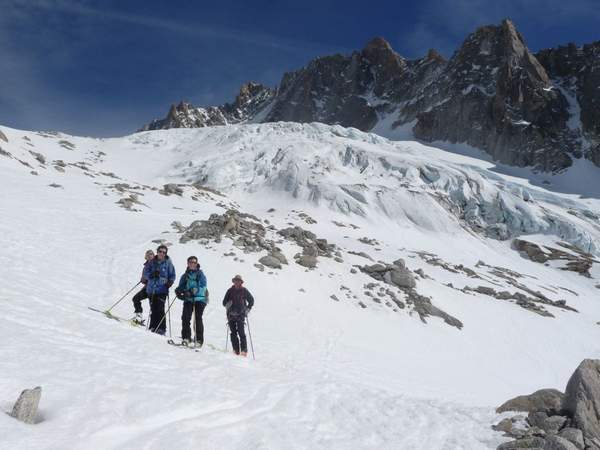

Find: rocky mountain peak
425;48;445;63
140;83;274;132
233;82;272;107
361;36;407;72
363;36;393;51
499;18;526;56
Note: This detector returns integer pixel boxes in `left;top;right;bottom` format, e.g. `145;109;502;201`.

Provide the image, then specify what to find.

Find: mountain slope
2;123;600;449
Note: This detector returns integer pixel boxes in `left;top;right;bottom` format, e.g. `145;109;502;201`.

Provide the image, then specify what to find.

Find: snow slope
1;123;600;449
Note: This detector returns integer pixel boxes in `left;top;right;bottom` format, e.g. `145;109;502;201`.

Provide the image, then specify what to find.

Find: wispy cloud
5;0;338;54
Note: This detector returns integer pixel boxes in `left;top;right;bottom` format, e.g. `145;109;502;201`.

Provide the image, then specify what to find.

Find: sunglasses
157;250;167;254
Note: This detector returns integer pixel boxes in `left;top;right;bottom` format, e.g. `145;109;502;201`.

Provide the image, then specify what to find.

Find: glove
150;270;160;280
175;287;185;300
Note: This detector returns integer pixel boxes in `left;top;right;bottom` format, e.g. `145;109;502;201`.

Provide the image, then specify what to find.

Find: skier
131;249;155;324
175;256;208;346
143;244;176;335
223;274;254;356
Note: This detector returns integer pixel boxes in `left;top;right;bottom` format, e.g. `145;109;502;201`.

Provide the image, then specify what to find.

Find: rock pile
462;285;575;317
179;209;272;252
359;259;416;289
360;259;463;329
159;183;184;196
513;239;597;277
495;359;600;449
278;226;337;268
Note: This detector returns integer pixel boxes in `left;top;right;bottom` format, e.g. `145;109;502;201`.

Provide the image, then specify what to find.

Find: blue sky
1;0;598;137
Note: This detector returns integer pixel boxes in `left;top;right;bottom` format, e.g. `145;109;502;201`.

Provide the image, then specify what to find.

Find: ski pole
246;315;255;360
167;294;172;338
107;281;141;313
154;295;176;335
225;322;229;351
192;303;196;346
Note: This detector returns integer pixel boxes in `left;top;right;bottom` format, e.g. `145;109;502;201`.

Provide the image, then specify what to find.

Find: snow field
2;122;600;449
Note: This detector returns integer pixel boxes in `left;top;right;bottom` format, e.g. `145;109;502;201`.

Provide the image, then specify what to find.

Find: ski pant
181;302;206;344
228;317;247;354
149;293;167;334
132;287;148;313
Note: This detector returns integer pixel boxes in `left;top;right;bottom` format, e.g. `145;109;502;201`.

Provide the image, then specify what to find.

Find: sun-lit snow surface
1;122;600;450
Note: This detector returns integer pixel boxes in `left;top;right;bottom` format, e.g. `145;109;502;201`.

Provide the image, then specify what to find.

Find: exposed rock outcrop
497;389;564;414
513;239;597;277
278;226;336;268
563;360;600;446
140;82;274;131
494;360;600;450
360;258;463;329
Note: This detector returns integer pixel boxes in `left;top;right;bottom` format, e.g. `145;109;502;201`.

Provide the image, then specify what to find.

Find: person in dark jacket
222;274;254;356
143;244;176;335
131;249;155;323
175;256;208;346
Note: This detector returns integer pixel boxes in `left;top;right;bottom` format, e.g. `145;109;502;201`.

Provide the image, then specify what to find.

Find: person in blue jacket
143;244;176;335
175;255;208;346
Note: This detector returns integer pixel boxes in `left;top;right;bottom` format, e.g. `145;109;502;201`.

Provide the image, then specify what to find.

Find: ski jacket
143;256;176;296
176;269;207;303
223;287;254;319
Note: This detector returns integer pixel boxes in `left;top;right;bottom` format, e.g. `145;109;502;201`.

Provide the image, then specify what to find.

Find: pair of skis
89;306;226;353
167;339;224;353
88;307;145;327
167;339;202;352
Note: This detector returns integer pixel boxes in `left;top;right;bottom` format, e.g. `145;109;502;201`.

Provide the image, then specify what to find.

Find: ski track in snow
2;123;600;449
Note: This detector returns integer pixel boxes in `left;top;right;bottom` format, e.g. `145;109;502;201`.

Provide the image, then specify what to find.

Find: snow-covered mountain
141;19;600;173
2;122;600;449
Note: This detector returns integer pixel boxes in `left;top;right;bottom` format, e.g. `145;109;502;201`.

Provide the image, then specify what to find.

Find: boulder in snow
10;386;42;424
496;389;564;414
562;359;600;445
259;255;282;270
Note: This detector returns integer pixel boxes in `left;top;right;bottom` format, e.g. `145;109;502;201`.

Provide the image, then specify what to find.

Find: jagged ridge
140;20;600;174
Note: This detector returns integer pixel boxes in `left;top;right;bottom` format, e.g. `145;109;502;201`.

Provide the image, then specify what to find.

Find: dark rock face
264;36;445;132
536;42;600;165
414;20;572;172
140;21;600;173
